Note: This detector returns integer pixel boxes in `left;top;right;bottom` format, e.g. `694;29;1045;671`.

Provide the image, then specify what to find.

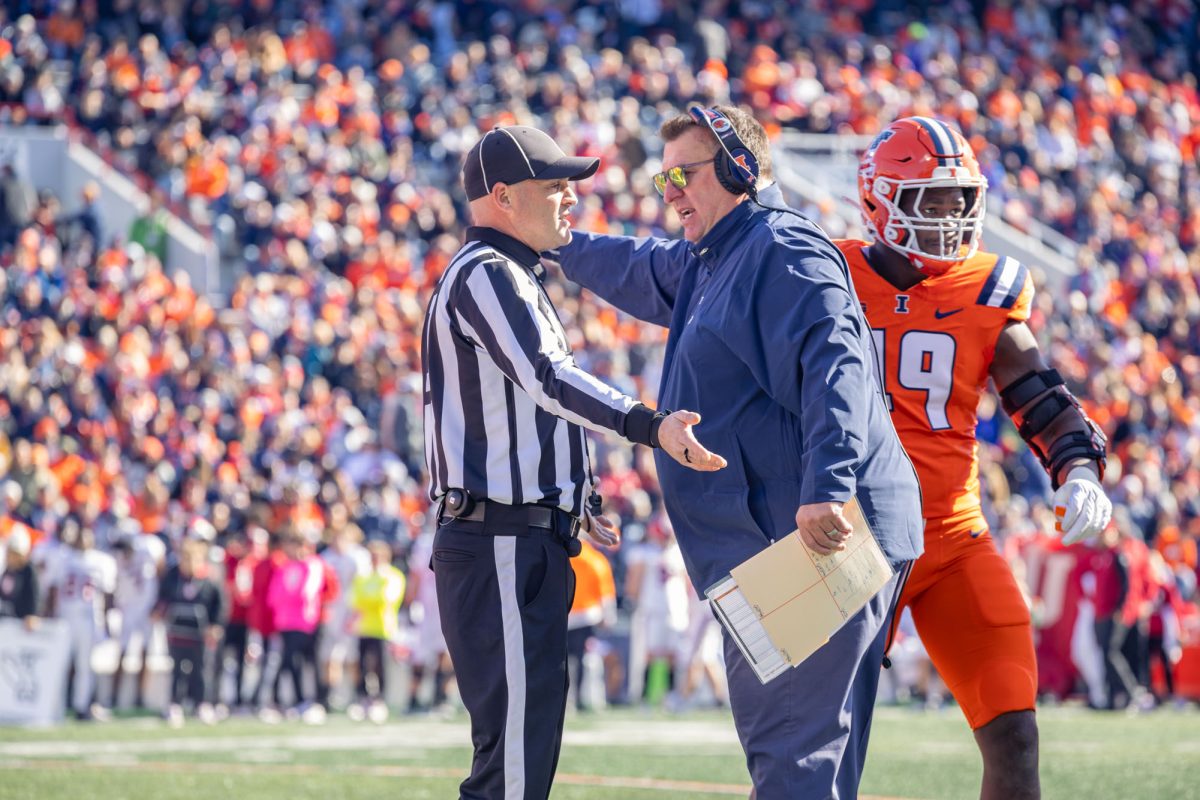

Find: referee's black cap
463;126;599;201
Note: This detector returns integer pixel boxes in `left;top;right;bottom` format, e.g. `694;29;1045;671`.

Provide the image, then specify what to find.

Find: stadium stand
0;0;1197;721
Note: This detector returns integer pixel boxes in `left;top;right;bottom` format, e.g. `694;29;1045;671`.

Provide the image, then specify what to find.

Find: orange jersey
837;240;1034;519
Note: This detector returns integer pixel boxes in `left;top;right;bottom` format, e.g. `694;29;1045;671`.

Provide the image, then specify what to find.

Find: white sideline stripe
495;536;526;800
0;721;743;757
0;758;916;798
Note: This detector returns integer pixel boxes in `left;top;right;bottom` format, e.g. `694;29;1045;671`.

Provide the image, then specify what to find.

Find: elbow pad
1000;368;1108;489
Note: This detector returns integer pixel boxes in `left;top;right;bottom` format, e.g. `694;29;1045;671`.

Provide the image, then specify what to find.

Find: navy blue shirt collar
466;226;544;277
692;183;788;261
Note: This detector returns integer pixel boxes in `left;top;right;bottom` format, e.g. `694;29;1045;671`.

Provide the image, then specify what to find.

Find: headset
688;105;760;198
688;104;838;270
689;104;824;232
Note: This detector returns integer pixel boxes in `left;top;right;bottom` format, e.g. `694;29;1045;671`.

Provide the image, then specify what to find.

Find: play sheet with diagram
706;498;894;684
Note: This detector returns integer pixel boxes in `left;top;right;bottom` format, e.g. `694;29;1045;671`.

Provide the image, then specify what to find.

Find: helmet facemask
871;169;987;276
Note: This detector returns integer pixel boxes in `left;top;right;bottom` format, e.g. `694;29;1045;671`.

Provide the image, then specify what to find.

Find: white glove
1052;466;1112;545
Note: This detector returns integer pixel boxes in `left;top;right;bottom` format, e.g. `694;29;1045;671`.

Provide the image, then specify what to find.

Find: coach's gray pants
724;567;904;799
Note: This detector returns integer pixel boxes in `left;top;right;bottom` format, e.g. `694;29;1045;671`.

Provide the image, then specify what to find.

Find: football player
43;520;118;721
111;532;165;709
840;117;1113;799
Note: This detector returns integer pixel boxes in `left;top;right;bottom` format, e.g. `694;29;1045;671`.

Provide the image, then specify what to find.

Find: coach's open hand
657;411;727;471
796;501;852;555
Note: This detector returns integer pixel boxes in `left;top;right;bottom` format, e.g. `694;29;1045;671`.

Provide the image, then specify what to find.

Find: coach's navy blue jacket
558;183;924;592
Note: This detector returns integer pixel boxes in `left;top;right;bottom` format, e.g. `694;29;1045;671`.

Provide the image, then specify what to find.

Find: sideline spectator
567;539;617;712
111;531;165;710
157;538;223;727
214;528;266;712
0;527;38;628
348;539;405;724
318;522;369;710
267;534;329;723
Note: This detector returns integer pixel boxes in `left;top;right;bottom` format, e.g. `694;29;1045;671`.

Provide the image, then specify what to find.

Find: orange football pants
895;509;1037;729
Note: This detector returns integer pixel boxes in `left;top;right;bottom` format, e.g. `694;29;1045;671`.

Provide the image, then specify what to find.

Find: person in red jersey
215;528;266;711
247;532;287;712
840;116;1114;800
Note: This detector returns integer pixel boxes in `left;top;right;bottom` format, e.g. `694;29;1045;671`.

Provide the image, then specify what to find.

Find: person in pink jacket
267;535;328;719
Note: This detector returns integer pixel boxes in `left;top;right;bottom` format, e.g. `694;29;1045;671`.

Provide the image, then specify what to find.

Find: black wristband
649;410;671;448
624;403;658;447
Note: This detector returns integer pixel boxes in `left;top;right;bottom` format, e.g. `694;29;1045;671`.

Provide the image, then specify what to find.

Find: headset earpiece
712;152;743;195
685;104;813;227
688;105;759;197
714;146;759;195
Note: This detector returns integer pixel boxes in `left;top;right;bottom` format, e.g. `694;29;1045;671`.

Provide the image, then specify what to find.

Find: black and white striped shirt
422;227;660;517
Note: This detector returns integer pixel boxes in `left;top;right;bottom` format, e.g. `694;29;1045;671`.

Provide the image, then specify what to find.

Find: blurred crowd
0;0;1199;723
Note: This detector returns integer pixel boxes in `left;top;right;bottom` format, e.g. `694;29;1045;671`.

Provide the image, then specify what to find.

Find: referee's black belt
438;491;581;543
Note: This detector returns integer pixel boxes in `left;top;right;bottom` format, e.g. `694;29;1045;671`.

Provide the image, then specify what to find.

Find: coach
421;125;723;800
553;106;925;798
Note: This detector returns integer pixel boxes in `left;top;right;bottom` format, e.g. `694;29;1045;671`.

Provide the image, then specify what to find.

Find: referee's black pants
433;520;576;800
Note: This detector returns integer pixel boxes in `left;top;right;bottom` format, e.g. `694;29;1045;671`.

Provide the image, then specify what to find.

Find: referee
422;125;724;800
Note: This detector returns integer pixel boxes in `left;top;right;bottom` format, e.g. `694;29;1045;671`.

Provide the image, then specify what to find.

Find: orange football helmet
858;117;987;275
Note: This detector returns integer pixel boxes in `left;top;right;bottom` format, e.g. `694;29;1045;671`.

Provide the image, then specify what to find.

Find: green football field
0;704;1196;799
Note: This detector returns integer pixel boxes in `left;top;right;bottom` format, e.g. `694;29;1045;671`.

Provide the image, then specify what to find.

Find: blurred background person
267;534;330;723
0;527;39;629
214;528;267;713
672;582;729;712
1116;522;1156;710
348;539;405;724
404;525;454;714
1146;551;1186;706
1092;520;1142;710
110;532;165;711
156;538;223;727
318;522;369;711
624;513;690;706
43;521;116;721
567;539;617;713
0;162;35;247
248;534;286;718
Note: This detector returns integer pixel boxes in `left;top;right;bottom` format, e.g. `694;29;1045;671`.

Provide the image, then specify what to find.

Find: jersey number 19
871;329;956;431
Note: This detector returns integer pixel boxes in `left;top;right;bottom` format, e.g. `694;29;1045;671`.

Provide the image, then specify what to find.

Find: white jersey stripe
461;262;635;432
553;418;574;507
427;243;490;491
986;256;1020;307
